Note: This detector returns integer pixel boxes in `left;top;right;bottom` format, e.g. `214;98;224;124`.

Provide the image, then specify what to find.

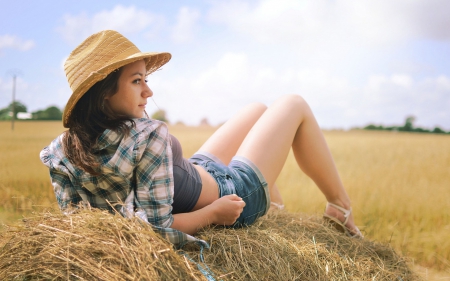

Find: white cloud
194;0;450;130
391;74;414;88
150;50;450;130
171;7;201;43
205;0;450;79
208;0;450;47
359;74;450;129
298;72;450;130
151;52;260;125
150;52;355;126
0;35;35;52
50;1;450;131
57;5;164;44
192;52;249;90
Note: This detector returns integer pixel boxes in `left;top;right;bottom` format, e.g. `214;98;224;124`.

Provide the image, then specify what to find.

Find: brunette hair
62;68;135;175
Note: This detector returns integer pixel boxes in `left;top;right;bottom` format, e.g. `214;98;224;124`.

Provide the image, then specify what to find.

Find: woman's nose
143;84;153;98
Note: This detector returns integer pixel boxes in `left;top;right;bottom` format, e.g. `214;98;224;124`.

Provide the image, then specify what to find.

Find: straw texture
0;209;420;280
62;30;171;127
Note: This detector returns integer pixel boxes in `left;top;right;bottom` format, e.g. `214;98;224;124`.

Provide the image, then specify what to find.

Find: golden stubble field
0;121;449;274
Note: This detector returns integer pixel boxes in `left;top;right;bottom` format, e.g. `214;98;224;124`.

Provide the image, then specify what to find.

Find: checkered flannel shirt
40;118;206;248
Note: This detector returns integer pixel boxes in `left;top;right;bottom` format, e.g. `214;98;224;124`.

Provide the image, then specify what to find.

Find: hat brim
63;52;171;128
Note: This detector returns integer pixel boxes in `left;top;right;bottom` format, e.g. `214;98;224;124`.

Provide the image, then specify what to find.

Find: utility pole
7;69;22;131
11;74;16;131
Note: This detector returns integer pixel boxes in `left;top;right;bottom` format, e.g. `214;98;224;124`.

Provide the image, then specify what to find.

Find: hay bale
190;211;421;280
0;210;205;280
0;209;420;280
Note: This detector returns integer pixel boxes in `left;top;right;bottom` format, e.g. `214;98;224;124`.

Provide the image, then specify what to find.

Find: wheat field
0;121;449;274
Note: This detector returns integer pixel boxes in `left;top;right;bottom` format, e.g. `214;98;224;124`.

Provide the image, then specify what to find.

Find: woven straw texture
62;30;171;127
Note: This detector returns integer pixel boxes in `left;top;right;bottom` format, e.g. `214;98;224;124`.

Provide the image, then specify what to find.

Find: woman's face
105;60;152;118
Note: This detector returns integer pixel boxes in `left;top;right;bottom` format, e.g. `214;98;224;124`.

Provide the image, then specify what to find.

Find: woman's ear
102;97;110;112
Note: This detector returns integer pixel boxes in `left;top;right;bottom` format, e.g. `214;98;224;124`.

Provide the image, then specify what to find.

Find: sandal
270;202;285;210
323;202;363;238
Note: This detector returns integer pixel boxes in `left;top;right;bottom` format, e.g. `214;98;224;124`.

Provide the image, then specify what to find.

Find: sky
0;0;449;130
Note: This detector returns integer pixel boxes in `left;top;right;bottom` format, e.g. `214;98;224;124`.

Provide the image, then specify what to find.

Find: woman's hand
209;194;246;225
171;194;245;235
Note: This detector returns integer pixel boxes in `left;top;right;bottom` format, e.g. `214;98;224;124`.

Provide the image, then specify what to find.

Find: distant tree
400;115;416;132
0;101;27;120
151;109;168;123
32;106;62;120
362;115;449;134
363;124;383;130
432;127;446;134
412;127;428;133
32;110;44;120
199;117;210;127
0;107;9;120
11;101;27;117
45;106;63;120
385;126;398;131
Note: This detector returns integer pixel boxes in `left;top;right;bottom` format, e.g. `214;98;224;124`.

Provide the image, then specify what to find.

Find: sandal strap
326;202;352;225
270;202;285;210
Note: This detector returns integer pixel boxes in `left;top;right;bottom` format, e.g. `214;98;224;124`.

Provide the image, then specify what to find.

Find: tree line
362;116;449;134
0;101;62;120
4;102;445;134
0;101;168;122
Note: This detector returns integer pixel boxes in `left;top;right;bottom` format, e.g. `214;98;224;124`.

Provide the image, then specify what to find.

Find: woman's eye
133;79;141;84
145;79;148;83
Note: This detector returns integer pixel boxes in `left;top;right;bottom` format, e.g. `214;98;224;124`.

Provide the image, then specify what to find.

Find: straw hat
62;30;171;128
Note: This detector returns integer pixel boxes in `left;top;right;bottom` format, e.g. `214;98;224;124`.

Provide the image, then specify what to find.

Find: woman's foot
269;183;284;211
323;202;363;238
270;202;285;211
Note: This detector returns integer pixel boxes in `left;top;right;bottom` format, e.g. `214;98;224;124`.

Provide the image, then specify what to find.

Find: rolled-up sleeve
134;124;174;228
40;146;83;210
50;170;83;209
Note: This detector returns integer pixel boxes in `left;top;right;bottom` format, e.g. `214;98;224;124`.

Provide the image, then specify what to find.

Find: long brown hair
62;68;135;175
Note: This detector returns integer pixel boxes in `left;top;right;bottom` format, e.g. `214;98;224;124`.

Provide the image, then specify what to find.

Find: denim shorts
189;151;270;227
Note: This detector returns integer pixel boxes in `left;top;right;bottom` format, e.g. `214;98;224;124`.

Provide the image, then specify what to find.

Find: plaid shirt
40;118;206;248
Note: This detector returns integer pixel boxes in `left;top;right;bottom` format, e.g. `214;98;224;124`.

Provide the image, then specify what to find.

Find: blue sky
1;0;449;130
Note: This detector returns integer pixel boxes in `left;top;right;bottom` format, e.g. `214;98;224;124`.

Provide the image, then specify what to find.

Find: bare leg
195;102;283;205
236;94;358;233
197;102;267;165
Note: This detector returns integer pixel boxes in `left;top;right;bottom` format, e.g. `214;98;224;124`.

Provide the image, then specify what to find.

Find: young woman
41;30;362;247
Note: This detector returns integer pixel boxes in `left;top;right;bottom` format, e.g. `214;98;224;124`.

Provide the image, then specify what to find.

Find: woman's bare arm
171;194;245;235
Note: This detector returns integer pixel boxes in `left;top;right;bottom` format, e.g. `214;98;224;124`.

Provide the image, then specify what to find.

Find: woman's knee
277;94;310;111
236;102;267;122
245;102;268;115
